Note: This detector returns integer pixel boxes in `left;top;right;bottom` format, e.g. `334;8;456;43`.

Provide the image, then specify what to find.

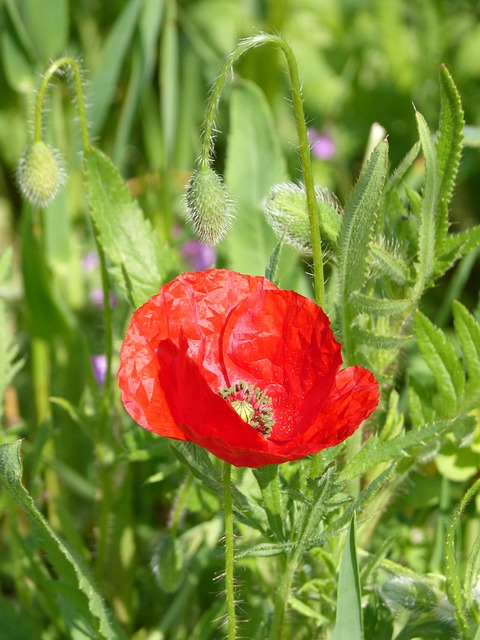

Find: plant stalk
223;462;237;640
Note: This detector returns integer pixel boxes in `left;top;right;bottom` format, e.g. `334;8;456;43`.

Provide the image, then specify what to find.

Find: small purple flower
89;287;117;309
82;252;100;271
307;129;335;160
181;239;216;271
91;354;108;386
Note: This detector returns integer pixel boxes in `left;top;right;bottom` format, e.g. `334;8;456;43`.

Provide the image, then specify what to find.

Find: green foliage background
1;1;480;639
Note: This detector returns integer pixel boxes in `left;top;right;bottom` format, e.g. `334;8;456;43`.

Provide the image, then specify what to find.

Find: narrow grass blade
332;513;363;640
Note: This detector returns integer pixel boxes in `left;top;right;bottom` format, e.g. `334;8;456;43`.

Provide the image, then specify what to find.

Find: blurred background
1;1;480;638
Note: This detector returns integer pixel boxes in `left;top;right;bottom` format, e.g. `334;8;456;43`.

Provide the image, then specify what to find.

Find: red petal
282;365;380;457
221;288;342;443
118;328;185;440
156;337;287;466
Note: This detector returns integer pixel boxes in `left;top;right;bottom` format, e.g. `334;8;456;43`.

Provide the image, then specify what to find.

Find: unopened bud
263;182;342;254
185;166;234;245
17;141;64;207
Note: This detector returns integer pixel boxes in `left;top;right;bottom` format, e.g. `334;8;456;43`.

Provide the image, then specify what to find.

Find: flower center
219;381;274;438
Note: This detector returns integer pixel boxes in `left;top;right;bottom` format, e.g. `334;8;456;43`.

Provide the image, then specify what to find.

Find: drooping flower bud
262;182;342;255
17;141;65;207
185;166;234;245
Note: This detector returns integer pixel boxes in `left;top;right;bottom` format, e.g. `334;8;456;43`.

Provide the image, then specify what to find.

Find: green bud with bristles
185;166;235;245
17;141;65;207
263;182;342;255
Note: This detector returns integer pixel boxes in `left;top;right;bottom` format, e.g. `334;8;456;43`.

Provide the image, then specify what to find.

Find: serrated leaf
415;110;438;292
353;328;412;351
439;226;480;270
339;416;474;483
171;442;268;534
350;292;412;317
380;142;420;226
414;311;465;416
452;300;480;406
332;514;363;640
0;441;123;640
436;66;464;243
84;148;169;307
338;140;388;296
444;478;480;637
369;242;410;285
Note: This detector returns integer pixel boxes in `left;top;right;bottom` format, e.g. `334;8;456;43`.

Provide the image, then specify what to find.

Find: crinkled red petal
156;337;287;467
221;288;342;443
280;365;380;458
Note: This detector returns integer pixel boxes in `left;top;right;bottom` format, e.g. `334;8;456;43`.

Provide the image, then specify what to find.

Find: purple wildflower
91;355;108;386
89;287;117;309
181;239;216;271
307;129;335;160
82;252;100;271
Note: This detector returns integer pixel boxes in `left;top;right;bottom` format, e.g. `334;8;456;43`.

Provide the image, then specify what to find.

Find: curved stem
33;56;90;153
198;35;324;306
222;462;237;640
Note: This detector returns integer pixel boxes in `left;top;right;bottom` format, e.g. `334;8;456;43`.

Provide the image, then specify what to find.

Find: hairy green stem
223;462;237;640
199;34;324;306
34;56;90;153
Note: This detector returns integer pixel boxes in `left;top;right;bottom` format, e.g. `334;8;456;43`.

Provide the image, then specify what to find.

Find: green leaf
444;478;480;637
339;416;474;483
0;441;123;640
439;226;480;270
222;80;288;275
236;541;295;559
20;208;73;339
112;0;165;166
414;310;465;416
83;147;170;307
332;514;364;640
0;251;24;423
369;242;411;285
253;465;284;542
435;66;464;243
452;301;480;407
352;328;412;351
23;0;69;60
88;0;143;136
338;141;388;297
350;292;412;317
414;110;438;291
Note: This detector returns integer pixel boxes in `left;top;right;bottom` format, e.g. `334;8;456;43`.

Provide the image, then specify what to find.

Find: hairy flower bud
263;182;342;254
185;166;234;245
17;141;65;207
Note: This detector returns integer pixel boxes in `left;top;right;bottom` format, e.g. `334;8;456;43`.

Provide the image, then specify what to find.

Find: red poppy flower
118;269;379;467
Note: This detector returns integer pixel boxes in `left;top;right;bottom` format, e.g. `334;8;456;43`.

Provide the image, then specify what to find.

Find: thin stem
198;35;324;306
268;555;297;640
222;462;237;640
94;230;114;418
33;56;90;153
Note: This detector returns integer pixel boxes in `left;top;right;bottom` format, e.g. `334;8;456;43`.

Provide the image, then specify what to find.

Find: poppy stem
197;35;325;306
222;462;237;640
33;56;90;154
